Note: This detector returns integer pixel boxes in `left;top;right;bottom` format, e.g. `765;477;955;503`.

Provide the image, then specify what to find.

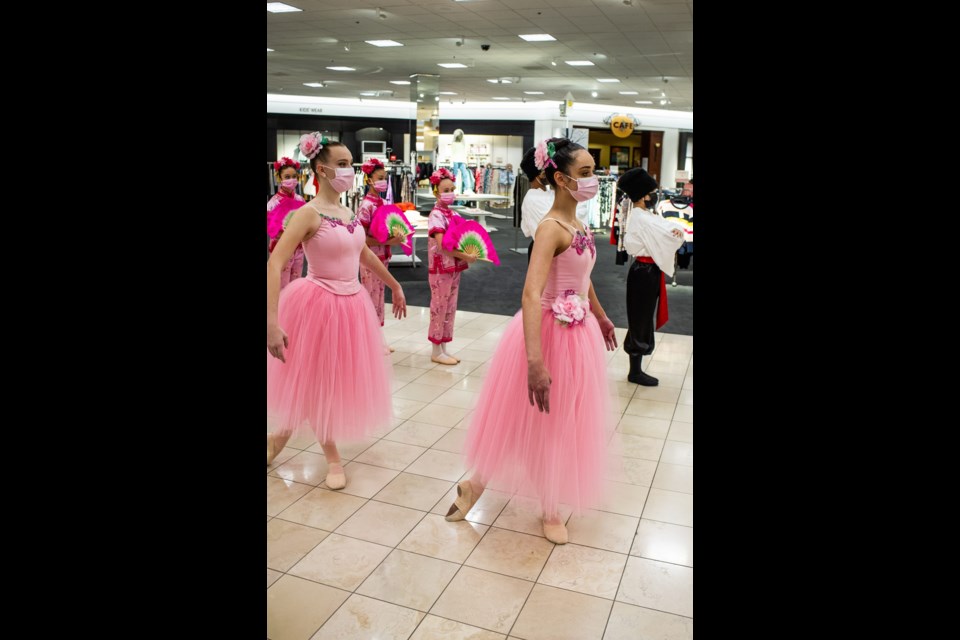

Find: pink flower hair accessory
534;139;557;171
429;168;455;186
551;289;589;328
273;157;300;172
297;132;328;160
361;158;385;175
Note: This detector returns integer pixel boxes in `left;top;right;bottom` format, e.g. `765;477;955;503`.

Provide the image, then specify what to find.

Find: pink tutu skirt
464;308;614;515
267;279;393;442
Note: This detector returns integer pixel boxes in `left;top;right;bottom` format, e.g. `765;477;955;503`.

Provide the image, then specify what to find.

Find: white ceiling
267;0;693;111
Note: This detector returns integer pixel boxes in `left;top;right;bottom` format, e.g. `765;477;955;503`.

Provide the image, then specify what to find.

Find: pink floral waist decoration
551;289;590;328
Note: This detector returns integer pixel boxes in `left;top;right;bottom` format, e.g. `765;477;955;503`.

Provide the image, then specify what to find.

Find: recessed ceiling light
266;3;302;13
597;78;620;83
360;91;378;96
303;82;324;88
565;60;594;66
366;40;404;47
438;63;468;68
551;58;557;66
390;80;411;85
635;100;653;104
591;91;598;97
487;79;499;84
519;34;556;42
619;91;638;95
266;48;275;52
524;91;544;95
439;91;458;95
326;66;355;71
659;99;667;105
492;97;510;100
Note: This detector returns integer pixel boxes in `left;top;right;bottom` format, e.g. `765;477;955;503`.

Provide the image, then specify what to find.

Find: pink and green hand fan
440;219;500;265
371;204;415;255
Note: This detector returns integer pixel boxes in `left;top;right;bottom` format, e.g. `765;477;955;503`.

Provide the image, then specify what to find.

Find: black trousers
624;260;661;356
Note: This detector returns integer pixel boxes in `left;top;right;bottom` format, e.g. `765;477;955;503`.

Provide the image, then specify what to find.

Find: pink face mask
373;180;388;192
439;192;457;205
320;166;356;193
562;175;599;202
280;178;299;191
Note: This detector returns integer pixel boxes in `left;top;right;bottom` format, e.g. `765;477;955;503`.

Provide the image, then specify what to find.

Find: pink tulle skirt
464;308;614;515
267;279;393;442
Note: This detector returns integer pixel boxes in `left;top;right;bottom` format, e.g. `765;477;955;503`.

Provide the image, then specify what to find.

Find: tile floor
267;306;693;640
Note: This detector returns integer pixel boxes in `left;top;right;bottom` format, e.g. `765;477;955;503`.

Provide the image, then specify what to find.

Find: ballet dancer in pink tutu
426;167;476;365
266;157;305;289
356;158;405;329
266;132;407;490
445;138;618;544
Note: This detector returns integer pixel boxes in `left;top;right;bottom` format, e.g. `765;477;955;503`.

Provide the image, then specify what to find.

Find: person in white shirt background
518;146;591;265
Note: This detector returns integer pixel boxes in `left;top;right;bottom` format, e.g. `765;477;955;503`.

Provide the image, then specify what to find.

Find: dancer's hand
527;360;552;413
597;316;618;351
268;326;289;362
459;252;478;264
672;229;684;238
387;235;406;246
391;285;407;319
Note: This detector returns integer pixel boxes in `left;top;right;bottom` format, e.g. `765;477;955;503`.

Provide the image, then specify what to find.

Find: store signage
299;107;323;113
675;170;689;181
604;113;641;138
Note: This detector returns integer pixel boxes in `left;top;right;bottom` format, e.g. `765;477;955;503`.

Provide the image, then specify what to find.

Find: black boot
627;354;659;386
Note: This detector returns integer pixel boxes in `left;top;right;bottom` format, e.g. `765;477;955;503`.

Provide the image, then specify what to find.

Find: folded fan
370;204;415;256
440;219;500;265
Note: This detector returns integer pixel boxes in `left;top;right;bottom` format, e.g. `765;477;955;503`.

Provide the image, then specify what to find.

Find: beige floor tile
465;527;555;581
616;556;693;618
597;481;649;518
666;422;693;444
409;615;506;640
431;428;468;454
398;513;489;564
434;388;480;410
384;421;451;448
405;449;467;481
624;398;677;420
509;584;612;640
336;462;401;497
275;487;367;531
537;543;628;600
631;520;693;567
645;373;686;389
414;368;469;389
335;500;426;547
492;497;573;538
604;602;692;640
398;353;442;370
288;533;392;591
430;566;534;635
604;458;658;487
394;382;449;403
267;575;349;640
660;441;693;467
642;489;693;527
310;594;425;640
651;464;692;494
645;360;689;376
616;414;671;439
354;440;428;471
565;510;639;554
267;519;330;572
610;434;665;461
267;568;283;588
677;389;693;406
374;473;455;511
631;385;682;404
267;447;300;473
431;487;511;525
391;365;429;382
452;375;488;393
357;548;460;611
393;398;430;420
267;477;313;517
672;404;693;423
410;403;470;427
